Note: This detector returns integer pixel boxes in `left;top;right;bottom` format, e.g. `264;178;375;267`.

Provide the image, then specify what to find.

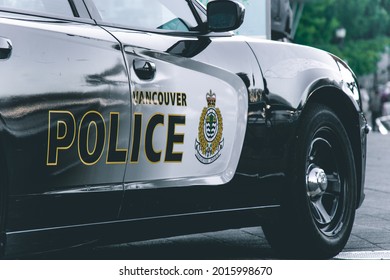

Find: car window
0;0;74;17
91;0;199;32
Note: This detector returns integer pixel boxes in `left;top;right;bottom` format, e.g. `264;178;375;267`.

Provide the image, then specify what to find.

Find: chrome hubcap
305;133;345;236
307;165;328;198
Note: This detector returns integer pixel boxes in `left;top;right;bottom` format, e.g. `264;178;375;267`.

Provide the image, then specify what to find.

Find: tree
295;0;390;76
294;0;339;46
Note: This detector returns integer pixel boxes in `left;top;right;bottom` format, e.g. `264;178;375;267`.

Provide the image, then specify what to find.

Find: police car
0;0;367;259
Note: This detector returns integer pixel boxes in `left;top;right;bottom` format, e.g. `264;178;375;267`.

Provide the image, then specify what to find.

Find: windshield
91;0;199;32
0;0;74;17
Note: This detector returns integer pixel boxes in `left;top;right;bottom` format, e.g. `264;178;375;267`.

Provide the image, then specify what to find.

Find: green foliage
294;0;338;45
295;0;390;75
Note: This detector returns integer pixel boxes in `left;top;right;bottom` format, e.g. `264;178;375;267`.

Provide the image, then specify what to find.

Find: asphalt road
28;132;390;260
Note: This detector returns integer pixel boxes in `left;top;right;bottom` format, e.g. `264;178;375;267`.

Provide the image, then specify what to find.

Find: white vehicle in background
271;0;293;40
200;0;293;41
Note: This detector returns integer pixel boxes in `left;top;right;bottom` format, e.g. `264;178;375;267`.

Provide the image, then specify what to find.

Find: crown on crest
206;90;216;107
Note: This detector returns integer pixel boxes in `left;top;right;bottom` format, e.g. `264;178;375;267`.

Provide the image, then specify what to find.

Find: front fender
246;38;362;112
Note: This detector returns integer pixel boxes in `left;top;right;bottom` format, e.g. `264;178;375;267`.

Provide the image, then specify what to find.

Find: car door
85;0;249;219
0;0;130;232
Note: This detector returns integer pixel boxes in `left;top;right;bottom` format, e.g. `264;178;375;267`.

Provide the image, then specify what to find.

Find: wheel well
304;87;363;208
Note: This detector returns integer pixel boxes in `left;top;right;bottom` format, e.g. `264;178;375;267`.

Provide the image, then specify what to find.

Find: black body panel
0;12;130;231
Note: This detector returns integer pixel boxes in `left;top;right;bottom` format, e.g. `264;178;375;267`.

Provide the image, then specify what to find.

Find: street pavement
29;132;390;259
336;132;390;259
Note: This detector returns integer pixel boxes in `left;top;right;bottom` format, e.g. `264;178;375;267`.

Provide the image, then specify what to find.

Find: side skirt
4;205;280;258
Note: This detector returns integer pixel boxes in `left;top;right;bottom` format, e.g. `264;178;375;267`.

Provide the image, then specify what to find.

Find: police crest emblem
195;90;224;164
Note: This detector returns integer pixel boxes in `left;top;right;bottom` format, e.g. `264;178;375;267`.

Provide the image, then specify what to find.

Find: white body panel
123;45;248;188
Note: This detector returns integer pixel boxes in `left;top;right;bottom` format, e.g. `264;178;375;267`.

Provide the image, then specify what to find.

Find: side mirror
207;0;245;32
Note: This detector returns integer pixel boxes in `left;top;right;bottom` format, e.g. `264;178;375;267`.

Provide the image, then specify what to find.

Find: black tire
262;103;357;259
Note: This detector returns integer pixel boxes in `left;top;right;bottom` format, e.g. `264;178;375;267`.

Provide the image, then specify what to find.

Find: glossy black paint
0;12;130;231
0;0;367;257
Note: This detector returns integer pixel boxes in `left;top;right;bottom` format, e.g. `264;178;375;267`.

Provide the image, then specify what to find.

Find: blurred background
289;0;390;135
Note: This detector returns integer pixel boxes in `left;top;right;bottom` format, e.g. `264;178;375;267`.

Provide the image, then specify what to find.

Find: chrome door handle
133;60;156;80
0;37;12;60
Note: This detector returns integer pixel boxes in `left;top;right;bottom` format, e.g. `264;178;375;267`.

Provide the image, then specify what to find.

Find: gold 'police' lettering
130;113;142;163
46;111;186;166
107;112;128;164
145;113;164;163
165;115;185;162
47;111;76;166
78;111;106;166
131;114;185;163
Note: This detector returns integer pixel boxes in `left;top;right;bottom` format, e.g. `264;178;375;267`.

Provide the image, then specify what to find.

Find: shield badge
195;90;224;164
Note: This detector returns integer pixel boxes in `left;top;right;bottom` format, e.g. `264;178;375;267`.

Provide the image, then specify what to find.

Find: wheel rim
305;127;347;237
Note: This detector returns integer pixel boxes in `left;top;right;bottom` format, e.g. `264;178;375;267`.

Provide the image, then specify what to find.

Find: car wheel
262;103;357;259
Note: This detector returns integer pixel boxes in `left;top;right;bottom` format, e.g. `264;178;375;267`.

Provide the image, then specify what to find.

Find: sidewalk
337;132;390;258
